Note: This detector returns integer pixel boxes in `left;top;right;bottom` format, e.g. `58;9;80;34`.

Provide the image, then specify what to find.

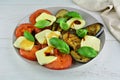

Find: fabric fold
73;0;120;42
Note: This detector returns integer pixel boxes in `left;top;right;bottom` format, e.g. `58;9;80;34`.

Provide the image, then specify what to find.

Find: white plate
12;7;105;75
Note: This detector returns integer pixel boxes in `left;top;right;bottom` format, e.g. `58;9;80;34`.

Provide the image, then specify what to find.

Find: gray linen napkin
73;0;120;42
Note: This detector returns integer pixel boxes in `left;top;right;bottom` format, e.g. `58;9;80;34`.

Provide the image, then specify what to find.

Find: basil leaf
65;11;83;19
49;37;70;54
76;29;87;38
56;18;67;23
60;22;69;30
77;46;98;58
24;31;35;42
34;20;50;28
56;18;70;30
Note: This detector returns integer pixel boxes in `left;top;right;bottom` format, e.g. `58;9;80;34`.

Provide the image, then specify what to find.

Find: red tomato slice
15;23;41;38
45;49;72;70
19;44;48;61
29;9;52;25
19;45;41;61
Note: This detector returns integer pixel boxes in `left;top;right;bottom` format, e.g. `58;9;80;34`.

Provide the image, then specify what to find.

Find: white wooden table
0;0;120;80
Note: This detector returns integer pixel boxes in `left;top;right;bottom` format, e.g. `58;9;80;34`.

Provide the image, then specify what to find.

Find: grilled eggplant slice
62;32;81;50
70;50;90;63
55;9;69;18
52;23;60;31
52;9;69;31
85;23;104;37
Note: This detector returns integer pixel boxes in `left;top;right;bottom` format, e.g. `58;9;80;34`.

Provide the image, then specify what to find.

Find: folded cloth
73;0;120;42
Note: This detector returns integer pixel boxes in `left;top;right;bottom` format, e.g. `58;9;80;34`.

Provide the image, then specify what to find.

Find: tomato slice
19;45;41;61
45;49;72;70
19;44;48;61
29;9;52;25
15;23;41;38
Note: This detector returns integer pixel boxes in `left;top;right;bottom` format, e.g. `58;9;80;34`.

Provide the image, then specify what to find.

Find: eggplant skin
52;9;69;31
85;23;102;36
55;9;68;18
70;50;90;63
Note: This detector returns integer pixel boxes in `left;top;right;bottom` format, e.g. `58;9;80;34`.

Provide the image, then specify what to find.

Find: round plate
13;7;105;70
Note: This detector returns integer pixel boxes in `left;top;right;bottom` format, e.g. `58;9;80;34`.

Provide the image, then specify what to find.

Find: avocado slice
36;13;56;26
67;18;85;30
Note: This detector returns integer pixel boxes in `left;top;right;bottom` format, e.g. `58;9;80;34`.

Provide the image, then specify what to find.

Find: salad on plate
13;8;104;70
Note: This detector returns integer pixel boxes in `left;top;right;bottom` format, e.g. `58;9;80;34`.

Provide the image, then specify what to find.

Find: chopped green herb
77;46;98;58
49;37;70;54
60;22;69;30
76;29;88;38
56;18;67;23
34;20;50;28
65;11;83;19
24;31;35;42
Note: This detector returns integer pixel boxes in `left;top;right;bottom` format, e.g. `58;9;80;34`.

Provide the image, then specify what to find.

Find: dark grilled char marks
85;23;104;37
62;32;81;50
70;50;90;63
